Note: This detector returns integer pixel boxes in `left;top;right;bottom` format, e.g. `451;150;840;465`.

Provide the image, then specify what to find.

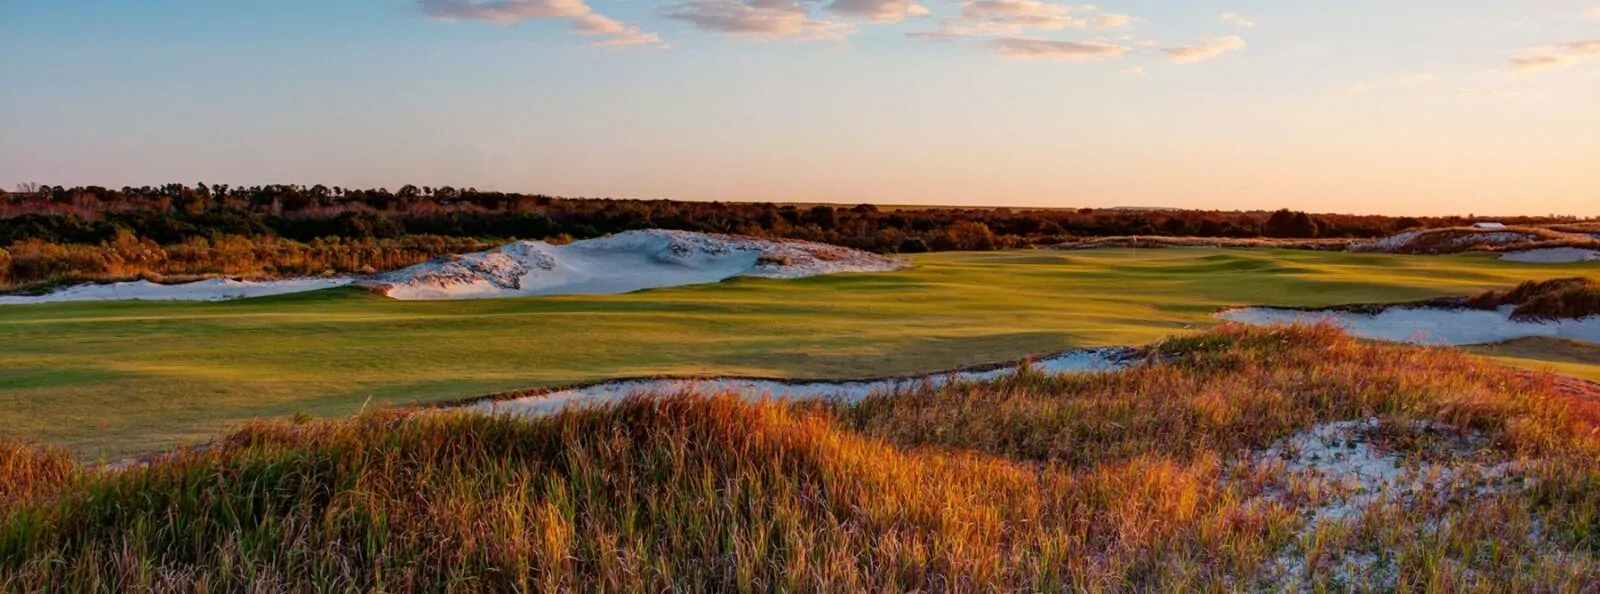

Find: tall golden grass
0;233;493;292
2;324;1598;591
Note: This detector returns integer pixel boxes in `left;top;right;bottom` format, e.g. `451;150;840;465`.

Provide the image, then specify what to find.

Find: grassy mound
1468;277;1600;321
1351;226;1598;255
4;325;1600;591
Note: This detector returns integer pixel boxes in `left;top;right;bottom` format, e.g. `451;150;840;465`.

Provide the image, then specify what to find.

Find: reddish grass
2;324;1598;591
0;234;495;292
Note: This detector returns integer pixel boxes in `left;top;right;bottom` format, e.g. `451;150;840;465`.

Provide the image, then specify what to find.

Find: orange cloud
418;0;663;47
1163;35;1246;64
987;37;1131;60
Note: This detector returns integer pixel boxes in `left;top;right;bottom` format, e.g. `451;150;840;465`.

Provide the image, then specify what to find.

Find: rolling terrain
3;247;1597;459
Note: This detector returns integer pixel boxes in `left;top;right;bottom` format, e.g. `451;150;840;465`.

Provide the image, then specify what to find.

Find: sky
1;1;1597;216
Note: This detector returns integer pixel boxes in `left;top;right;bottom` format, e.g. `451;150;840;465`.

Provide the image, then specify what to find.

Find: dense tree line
4;183;1581;251
1;182;1589;288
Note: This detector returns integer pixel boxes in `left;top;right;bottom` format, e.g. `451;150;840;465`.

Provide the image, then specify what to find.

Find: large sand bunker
1498;248;1600;263
1218;305;1600;345
468;348;1133;417
372;229;907;300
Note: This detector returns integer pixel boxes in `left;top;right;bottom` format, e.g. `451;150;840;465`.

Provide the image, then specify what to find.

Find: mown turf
2;248;1598;459
3;325;1597;591
1467;337;1600;382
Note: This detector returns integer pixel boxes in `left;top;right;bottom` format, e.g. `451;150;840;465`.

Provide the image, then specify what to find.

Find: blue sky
1;0;1596;215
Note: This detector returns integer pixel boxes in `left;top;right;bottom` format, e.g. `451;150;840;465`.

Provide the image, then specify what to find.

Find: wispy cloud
1219;12;1255;28
420;0;589;22
826;0;929;22
908;0;1131;43
1510;40;1600;72
986;37;1130;60
1163;35;1246;64
417;0;664;47
661;0;848;40
1092;13;1134;29
1588;3;1600;18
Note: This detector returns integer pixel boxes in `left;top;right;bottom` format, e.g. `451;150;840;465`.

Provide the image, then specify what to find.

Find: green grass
1467;337;1600;382
2;248;1597;459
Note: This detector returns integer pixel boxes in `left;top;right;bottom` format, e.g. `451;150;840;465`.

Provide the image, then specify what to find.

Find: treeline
7;182;1583;246
0;182;1588;288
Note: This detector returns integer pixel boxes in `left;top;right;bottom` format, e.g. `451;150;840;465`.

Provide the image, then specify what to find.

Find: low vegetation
1380;227;1600;256
3;324;1598;590
5;182;1594;289
7;248;1600;459
1054;235;1351;251
1468;277;1600;321
0;233;495;293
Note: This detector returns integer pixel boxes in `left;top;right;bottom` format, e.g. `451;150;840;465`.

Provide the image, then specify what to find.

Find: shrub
1468;277;1600;321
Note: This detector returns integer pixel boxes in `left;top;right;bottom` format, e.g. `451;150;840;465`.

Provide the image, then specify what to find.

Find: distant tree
1263;209;1296;238
807;205;838;230
948;221;997;250
1288;212;1321;238
1262;209;1321;238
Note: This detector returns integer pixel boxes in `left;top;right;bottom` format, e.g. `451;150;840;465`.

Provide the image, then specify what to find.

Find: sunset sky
1;0;1596;215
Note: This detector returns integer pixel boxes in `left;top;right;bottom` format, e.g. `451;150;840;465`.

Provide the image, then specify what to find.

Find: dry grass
0;234;494;293
1376;226;1599;256
1052;226;1600;256
3;324;1600;591
1053;236;1351;251
0;440;74;517
1467;277;1600;321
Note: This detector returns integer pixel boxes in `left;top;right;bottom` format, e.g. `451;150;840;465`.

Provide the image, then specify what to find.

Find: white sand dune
0;278;353;305
1;230;907;305
374;229;908;300
1218;305;1600;345
1498;248;1600;263
1347;229;1537;253
469;348;1132;418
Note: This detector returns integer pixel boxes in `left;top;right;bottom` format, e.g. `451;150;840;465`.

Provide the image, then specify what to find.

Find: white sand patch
468;348;1132;417
1348;230;1426;252
0;277;353;305
1248;419;1525;590
376;230;908;300
1348;229;1536;253
1498;248;1600;263
1254;420;1495;525
1218;305;1600;345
